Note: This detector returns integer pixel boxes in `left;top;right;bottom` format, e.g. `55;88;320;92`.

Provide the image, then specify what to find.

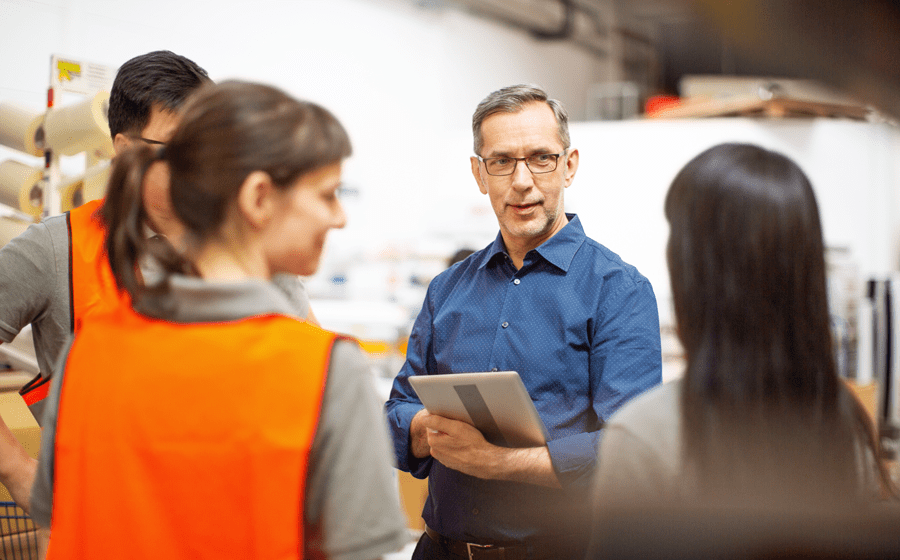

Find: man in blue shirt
385;84;662;560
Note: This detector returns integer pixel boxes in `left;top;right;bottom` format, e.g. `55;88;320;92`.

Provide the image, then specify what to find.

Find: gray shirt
591;380;685;506
0;215;309;408
31;276;407;560
0;216;71;377
593;379;878;508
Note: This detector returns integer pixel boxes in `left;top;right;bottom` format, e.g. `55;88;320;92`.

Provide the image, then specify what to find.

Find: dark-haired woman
591;143;894;512
30;81;408;560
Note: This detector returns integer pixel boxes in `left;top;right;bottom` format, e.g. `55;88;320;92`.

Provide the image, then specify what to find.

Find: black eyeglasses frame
475;152;566;176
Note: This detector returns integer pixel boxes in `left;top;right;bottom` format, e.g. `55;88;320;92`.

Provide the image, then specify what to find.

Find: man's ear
113;133;132;156
237;171;277;230
471;156;488;195
563;148;579;188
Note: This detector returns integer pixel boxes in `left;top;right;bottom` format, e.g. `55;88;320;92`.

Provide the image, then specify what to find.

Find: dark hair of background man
108;50;210;139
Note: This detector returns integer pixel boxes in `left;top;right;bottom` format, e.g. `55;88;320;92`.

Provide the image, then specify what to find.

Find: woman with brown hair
29;81;407;560
591;143;894;512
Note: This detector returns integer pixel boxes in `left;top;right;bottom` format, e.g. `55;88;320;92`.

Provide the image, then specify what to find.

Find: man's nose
510;159;534;190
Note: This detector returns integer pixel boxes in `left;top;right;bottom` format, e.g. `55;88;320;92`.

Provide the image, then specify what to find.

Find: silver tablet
408;371;549;448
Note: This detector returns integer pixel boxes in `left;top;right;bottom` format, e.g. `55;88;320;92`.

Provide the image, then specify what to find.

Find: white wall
565;118;900;327
0;0;605;257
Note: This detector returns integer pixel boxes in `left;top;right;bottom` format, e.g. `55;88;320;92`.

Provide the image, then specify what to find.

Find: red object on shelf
645;94;681;116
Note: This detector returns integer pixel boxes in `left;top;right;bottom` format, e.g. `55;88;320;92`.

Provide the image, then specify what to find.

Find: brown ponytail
101;81;351;305
100;144;192;303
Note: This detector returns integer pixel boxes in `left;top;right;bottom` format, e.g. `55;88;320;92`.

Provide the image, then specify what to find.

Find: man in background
386;84;662;559
0;51;210;510
2;50;210;421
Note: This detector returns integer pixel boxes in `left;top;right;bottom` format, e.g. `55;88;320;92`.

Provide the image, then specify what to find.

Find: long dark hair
666;143;891;506
102;81;352;303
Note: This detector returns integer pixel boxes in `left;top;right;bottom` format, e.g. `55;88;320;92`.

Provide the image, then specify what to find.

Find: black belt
424;525;579;560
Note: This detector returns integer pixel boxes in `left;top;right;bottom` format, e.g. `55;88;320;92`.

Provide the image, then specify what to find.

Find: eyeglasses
476;152;565;176
130;136;166;146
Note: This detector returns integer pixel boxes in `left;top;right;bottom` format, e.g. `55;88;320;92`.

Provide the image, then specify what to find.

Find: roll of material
0;217;30;247
58;176;83;213
82;162;110;204
0;160;44;219
59;163;110;212
0;102;44;157
42;91;114;159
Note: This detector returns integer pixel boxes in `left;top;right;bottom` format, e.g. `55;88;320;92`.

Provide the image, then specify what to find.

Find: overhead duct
529;0;574;40
447;0;610;58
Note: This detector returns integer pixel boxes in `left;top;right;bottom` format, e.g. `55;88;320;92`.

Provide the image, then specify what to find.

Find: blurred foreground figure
589;143;899;557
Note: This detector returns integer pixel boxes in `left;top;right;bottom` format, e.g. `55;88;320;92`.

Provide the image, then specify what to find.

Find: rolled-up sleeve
546;274;662;492
0;223;55;345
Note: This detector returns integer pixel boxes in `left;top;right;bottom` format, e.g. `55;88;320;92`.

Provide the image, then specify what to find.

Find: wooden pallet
648;95;871;120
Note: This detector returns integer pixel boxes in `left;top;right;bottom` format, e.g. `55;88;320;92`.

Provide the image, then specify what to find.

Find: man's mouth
511;202;539;210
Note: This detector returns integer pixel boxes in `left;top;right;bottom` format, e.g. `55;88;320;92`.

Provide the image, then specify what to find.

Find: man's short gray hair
472;84;570;155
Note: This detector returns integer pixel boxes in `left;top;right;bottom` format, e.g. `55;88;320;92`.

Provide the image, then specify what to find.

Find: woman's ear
237;171;277;230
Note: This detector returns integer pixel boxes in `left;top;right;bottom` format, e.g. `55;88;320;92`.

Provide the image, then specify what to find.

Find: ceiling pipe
571;0;610;39
530;0;575;40
447;0;608;58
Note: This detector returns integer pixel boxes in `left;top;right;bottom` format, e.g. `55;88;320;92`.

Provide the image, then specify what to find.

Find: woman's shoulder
609;379;682;432
604;380;683;467
596;380;685;506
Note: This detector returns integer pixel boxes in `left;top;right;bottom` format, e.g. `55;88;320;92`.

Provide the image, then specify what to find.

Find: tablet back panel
409;371;548;448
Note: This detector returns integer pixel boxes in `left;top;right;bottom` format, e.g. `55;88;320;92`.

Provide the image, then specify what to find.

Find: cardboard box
0;390;40;457
845;380;878;425
398;471;428;531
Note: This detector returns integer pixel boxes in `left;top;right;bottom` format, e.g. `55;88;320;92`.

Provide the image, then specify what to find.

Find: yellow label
56;60;81;82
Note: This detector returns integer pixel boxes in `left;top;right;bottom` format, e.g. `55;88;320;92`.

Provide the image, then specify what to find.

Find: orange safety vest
20;199;121;408
68;198;122;335
47;303;335;559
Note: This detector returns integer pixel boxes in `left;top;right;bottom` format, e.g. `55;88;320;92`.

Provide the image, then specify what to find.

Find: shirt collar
478;213;586;272
136;275;298;323
478;234;510;270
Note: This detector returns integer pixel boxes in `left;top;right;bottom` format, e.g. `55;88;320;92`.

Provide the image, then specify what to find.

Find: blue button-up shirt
385;214;661;543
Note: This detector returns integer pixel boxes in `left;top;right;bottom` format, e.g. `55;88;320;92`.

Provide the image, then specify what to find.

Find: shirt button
491;367;498;372
501;321;509;328
513;278;521;285
472;508;479;515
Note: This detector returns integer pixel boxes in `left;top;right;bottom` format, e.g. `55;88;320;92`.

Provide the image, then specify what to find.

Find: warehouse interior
1;0;900;557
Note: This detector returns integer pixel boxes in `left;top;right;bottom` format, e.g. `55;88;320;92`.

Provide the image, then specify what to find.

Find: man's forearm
485;445;561;488
422;413;562;488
